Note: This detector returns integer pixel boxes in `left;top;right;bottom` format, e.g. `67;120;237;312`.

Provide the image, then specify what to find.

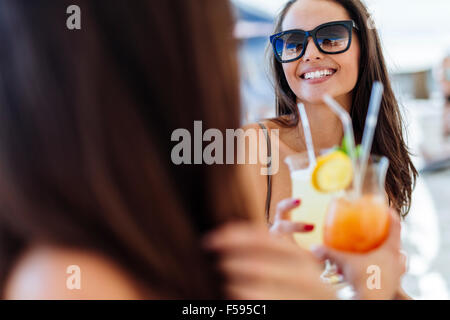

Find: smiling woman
275;0;360;111
242;0;417;224
236;0;417;301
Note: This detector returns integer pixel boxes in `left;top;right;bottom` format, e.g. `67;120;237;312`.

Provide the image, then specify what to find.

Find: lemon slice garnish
311;150;353;193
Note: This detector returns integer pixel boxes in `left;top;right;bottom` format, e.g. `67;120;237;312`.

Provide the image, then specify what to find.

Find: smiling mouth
300;68;337;80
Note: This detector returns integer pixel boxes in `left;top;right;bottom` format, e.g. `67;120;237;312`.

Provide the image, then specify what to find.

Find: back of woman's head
0;0;248;298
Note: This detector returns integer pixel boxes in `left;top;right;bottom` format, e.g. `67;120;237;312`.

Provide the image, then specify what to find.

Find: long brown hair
269;0;417;216
0;0;248;298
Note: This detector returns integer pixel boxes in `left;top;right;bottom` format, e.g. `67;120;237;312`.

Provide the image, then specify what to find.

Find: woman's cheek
349;60;360;91
283;65;299;94
338;57;359;93
343;67;357;91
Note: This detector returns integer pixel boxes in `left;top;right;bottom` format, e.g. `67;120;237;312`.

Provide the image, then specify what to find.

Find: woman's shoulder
242;115;292;132
4;245;145;299
243;116;296;145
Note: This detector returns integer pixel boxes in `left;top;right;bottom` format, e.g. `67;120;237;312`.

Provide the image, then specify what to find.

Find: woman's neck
296;95;352;150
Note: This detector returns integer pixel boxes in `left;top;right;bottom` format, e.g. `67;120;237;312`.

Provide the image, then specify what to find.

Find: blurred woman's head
0;0;250;298
269;0;417;216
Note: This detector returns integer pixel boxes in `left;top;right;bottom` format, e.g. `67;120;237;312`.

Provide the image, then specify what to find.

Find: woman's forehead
282;0;351;31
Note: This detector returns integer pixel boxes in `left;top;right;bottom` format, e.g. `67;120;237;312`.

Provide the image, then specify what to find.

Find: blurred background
232;0;450;299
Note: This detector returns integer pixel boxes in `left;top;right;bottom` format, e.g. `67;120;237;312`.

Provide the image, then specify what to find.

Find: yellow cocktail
290;169;335;249
285;151;339;249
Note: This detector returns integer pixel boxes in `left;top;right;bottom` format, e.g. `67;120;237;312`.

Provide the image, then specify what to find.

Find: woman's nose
301;38;324;62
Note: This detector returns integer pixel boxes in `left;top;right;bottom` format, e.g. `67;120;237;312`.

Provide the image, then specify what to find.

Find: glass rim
284;150;389;167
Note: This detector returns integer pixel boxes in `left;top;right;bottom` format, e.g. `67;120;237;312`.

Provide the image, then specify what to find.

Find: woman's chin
297;88;345;105
297;94;329;105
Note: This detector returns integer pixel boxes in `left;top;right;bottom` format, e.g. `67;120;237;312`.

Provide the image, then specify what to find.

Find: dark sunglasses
270;20;359;63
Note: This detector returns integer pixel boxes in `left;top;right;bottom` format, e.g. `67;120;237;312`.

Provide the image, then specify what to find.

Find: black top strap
257;122;272;224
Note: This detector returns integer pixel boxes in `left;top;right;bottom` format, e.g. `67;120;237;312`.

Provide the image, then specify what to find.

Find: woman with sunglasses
237;0;416;299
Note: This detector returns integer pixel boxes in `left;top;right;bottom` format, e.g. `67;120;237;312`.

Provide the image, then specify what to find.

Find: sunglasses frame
270;20;359;63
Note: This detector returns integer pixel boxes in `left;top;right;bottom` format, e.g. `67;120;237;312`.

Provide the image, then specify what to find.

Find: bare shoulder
242;119;286;149
243;117;294;138
243;118;295;154
4;245;145;300
242;122;261;131
242;119;280;131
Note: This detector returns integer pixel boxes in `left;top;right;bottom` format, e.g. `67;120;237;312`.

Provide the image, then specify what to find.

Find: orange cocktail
324;194;390;252
322;156;391;253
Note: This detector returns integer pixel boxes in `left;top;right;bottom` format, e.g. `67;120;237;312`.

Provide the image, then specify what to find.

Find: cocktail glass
285;149;343;283
324;155;390;253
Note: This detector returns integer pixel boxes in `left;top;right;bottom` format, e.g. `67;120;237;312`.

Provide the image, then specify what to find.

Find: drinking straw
357;81;384;193
297;103;316;168
323;94;357;166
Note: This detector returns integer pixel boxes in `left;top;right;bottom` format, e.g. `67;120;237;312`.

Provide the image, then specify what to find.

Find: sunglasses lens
316;24;350;53
274;32;306;61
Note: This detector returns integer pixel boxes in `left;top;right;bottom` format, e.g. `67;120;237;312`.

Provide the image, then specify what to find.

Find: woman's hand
312;209;407;300
203;223;337;300
269;198;314;241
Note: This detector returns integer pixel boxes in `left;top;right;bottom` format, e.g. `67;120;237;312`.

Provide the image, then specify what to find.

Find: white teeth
303;69;334;80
